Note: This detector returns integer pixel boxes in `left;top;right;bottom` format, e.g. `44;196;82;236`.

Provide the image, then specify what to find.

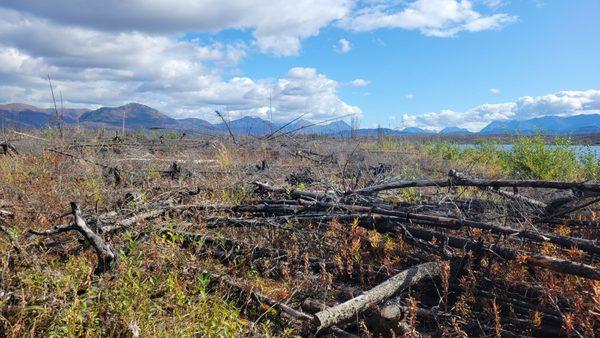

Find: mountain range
1;102;599;136
479;114;600;135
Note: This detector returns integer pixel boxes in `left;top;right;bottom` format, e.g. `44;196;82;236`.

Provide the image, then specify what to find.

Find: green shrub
580;148;600;180
426;141;462;160
426;134;598;181
501;134;579;180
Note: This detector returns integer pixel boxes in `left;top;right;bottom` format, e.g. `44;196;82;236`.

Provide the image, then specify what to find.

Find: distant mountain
350;127;403;137
285;118;312;131
401;127;435;134
175;117;216;132
288;120;352;135
79;103;179;129
0;103;87;128
216;116;275;135
480;114;600;135
0;103;45;113
440;126;471;134
4;102;600;137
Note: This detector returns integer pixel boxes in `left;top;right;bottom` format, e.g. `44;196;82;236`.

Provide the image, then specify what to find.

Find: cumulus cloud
489;88;500;94
347;79;370;87
338;0;516;37
0;1;518;56
0;7;360;121
335;38;352;53
0;0;351;56
0;1;520;122
396;90;600;131
405;94;414;100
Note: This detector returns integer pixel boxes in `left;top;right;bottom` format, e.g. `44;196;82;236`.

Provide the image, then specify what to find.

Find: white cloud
405;93;414;99
481;0;505;9
335;38;352;53
0;8;360;122
348;79;370;87
338;0;516;37
0;0;352;57
396;90;600;131
0;1;521;123
489;88;500;94
0;1;518;56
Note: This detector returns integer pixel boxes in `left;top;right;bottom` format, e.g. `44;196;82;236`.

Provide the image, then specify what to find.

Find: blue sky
230;0;600;128
0;0;599;130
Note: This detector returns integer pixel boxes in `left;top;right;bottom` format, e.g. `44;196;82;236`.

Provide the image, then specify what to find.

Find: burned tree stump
0;143;18;156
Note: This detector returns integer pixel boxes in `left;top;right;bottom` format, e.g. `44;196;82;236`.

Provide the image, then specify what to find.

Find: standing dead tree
215;110;236;144
47;74;63;141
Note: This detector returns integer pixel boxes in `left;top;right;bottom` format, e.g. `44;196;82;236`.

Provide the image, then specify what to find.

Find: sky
0;0;599;131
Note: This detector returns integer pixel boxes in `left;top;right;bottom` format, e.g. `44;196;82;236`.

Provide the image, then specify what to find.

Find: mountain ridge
2;102;600;136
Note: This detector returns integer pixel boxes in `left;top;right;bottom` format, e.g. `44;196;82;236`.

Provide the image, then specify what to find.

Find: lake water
458;144;600;158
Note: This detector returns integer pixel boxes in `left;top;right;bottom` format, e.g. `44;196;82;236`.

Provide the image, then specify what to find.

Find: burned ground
0;130;599;337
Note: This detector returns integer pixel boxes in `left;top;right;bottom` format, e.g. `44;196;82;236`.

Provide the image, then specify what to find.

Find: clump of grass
215;143;231;167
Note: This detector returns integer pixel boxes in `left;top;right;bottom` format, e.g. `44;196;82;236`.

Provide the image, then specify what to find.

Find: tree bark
351;170;600;195
312;261;442;333
30;202;117;274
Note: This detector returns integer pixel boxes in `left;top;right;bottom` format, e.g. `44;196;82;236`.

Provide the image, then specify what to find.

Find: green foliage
376;135;400;151
426;141;463;161
580;148;600;180
147;164;161;181
215;143;231;167
15;238;248;337
501;134;579;180
427;134;600;181
218;184;249;205
162;130;181;140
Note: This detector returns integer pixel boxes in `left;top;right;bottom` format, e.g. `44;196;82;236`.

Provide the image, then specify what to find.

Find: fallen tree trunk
284;200;600;256
207;272;357;337
393;224;600;280
351;170;600;195
312;261;442;333
281;211;600;279
488;187;548;209
253;181;325;200
30;202;117;274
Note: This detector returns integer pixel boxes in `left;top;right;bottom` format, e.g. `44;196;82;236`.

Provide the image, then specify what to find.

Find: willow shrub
501;134;580;180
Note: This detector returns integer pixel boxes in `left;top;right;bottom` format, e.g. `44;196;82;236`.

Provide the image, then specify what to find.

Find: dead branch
30;202;117;274
206;271;358;337
351;170;600;195
0;143;18;156
312;261;442;333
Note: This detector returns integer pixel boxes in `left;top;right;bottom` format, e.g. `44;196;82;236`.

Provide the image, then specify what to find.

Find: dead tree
312;261;442;333
30;202;117;274
351;170;600;195
0;143;18;156
215;110;237;144
47;74;63;141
